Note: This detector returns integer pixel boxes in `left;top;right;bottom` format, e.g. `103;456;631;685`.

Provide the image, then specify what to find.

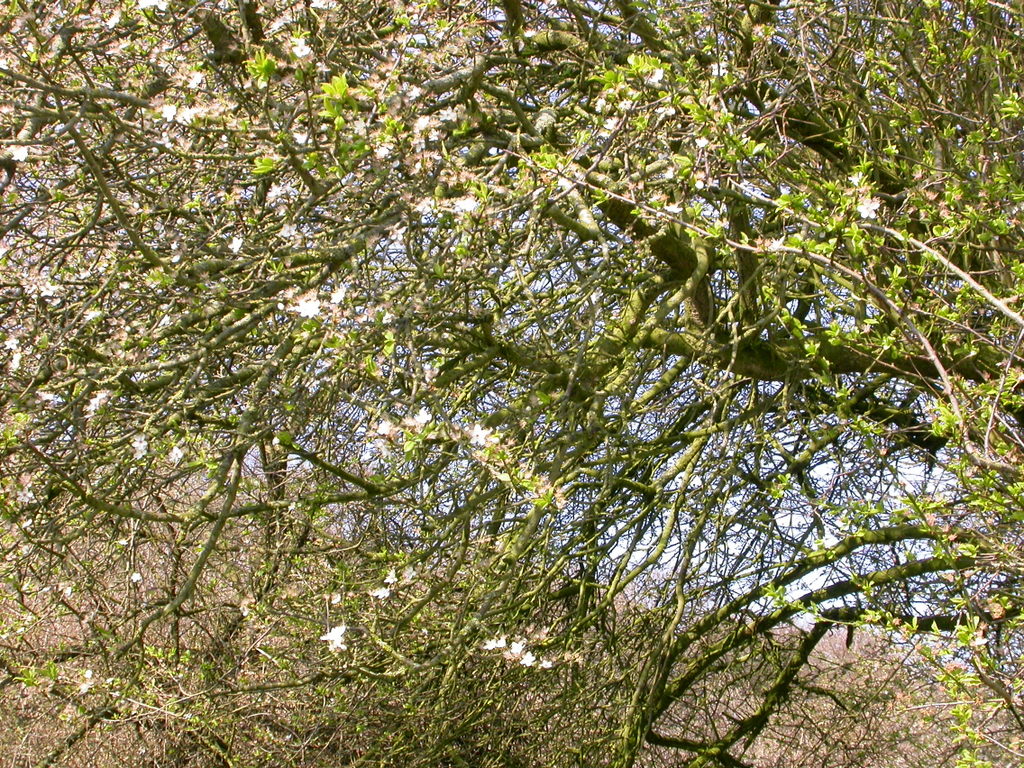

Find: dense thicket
2;1;1023;766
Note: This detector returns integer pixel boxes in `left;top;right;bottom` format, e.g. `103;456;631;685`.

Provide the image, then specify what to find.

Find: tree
1;0;1023;766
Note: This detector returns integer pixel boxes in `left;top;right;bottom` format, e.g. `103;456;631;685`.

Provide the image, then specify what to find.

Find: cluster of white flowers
480;636;554;668
405;408;432;429
368;565;417;601
267;182;298;204
376;410;431;443
22;270;60;299
158;103;199;125
411;114;442;151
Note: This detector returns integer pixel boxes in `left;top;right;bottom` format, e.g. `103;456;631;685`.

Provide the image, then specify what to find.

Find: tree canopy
2;0;1023;766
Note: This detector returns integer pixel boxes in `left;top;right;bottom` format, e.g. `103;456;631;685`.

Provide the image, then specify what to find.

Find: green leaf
245;49;278;84
252;156;279;176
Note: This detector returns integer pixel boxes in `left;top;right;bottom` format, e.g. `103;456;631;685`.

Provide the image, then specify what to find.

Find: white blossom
413;115;433;134
468;424;494;447
9;145;28;162
645;68;665;86
369;586;391;600
320;624;348;651
228;236;244;253
481;636;507;650
170;106;198;124
85;390;111;417
168;445;185;464
384;569;399;585
437;107;460;123
130;572;143;584
290;294;321;318
131;433;148;459
291;37;313;58
37;391;60;406
138;0;168;10
37;281;60;299
539;658;554;669
79;669;94;694
519;651;537;667
857;196;881;219
267;183;295;203
452;197;479;214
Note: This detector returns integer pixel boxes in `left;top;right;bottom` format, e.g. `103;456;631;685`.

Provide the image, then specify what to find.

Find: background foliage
2;0;1023;766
